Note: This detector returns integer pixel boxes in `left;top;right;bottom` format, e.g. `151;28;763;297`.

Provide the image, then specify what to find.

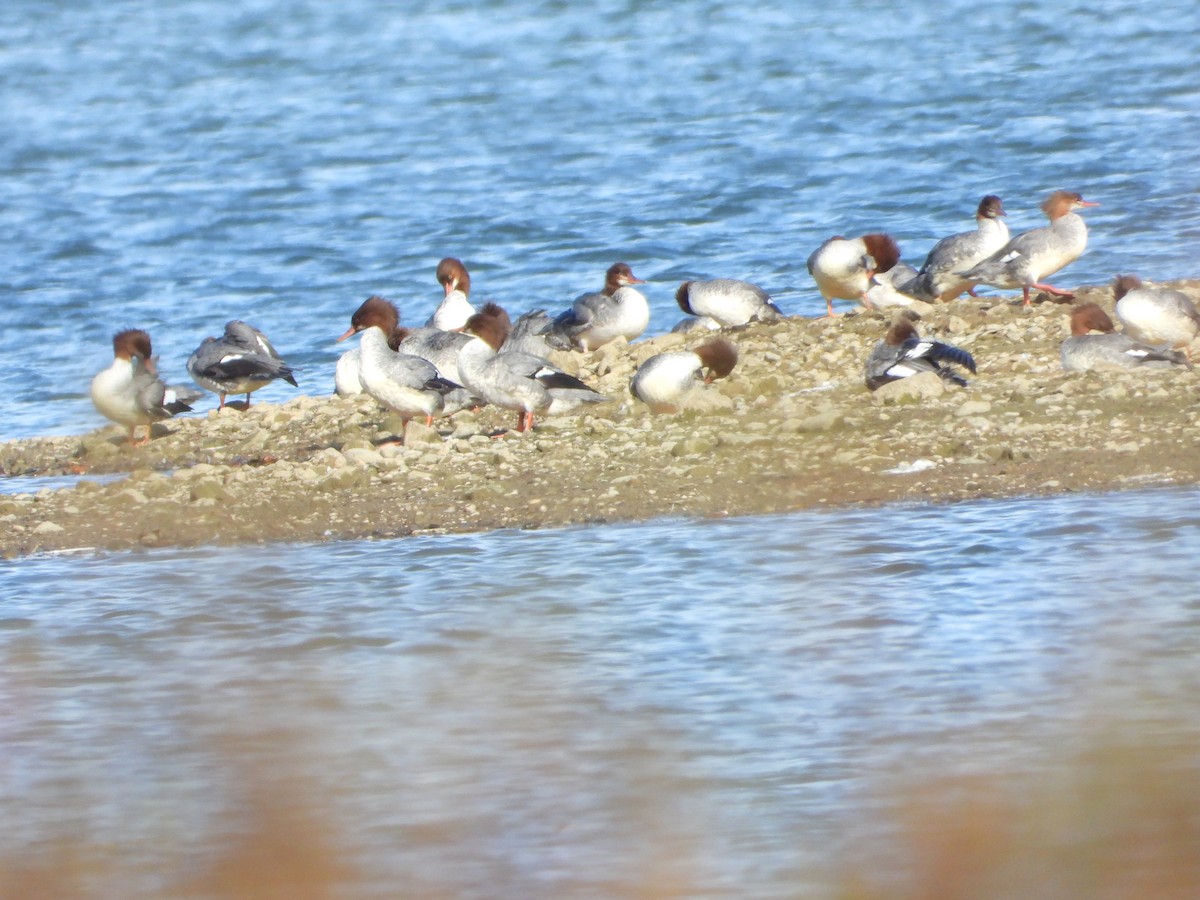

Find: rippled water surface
1;0;1199;438
4;488;1200;894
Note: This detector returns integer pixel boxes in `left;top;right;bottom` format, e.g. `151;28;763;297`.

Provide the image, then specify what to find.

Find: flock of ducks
89;188;1200;445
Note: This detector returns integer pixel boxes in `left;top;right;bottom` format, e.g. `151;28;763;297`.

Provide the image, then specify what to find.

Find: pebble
344;448;385;468
955;400;992;417
872;371;946;403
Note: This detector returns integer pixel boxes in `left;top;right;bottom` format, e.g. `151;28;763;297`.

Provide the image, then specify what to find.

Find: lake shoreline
3;280;1199;559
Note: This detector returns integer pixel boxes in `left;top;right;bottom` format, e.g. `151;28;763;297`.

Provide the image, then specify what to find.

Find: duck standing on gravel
425;257;476;331
187;320;297;410
864;317;977;391
338;296;464;439
459;305;608;433
959;190;1097;306
674;277;782;327
91;328;201;445
1060;302;1190;372
549;262;650;351
807;232;902;317
1112;274;1200;361
631;337;738;414
902;195;1009;302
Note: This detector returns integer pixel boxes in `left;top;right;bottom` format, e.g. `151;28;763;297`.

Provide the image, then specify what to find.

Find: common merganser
1112;274;1200;361
458;306;608;433
1060;302;1190;372
807;233;902;317
425;257;476;331
391;321;482;414
959;190;1098;306
391;325;471;382
499;307;573;355
670;315;722;334
674;278;782;327
551;262;650;351
864;317;976;390
631;338;738;414
338;296;464;439
864;261;921;309
334;347;363;396
187;320;297;410
904;195;1009;302
90;328;201;445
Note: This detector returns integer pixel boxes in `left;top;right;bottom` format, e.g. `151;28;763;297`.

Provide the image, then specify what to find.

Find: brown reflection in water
837;726;1200;899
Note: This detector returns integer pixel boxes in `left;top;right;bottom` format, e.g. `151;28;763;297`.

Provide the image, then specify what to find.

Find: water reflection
3;487;1200;893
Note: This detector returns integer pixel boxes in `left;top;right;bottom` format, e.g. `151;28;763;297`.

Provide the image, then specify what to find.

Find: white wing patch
887;362;923;378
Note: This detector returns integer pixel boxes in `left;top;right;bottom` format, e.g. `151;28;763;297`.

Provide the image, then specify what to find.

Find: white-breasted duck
91;328;201;444
550;262;650;351
631;338;738;414
338;296;464;440
960;190;1098;306
807;233;902;317
1112;274;1200;361
1060;302;1190;372
425;257;476;331
903;195;1009;302
674;278;781;327
458;304;608;433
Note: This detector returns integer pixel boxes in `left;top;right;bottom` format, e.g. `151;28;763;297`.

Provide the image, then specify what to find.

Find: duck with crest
549;262;650;351
1060;302;1190;372
337;295;466;441
91;328;201;445
959;190;1098;306
807;232;902;317
1112;274;1200;361
901;195;1010;302
458;303;608;433
864;315;977;390
425;257;476;331
631;338;739;414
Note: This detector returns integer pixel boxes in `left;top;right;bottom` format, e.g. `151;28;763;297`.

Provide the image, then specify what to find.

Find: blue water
4;488;1200;894
1;0;1199;439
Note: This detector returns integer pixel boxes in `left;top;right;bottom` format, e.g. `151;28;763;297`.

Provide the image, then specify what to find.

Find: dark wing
199;351;297;386
925;340;977;374
531;366;593;391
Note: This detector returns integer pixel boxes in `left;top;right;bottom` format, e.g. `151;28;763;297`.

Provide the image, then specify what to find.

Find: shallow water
1;0;1199;439
4;487;1200;894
